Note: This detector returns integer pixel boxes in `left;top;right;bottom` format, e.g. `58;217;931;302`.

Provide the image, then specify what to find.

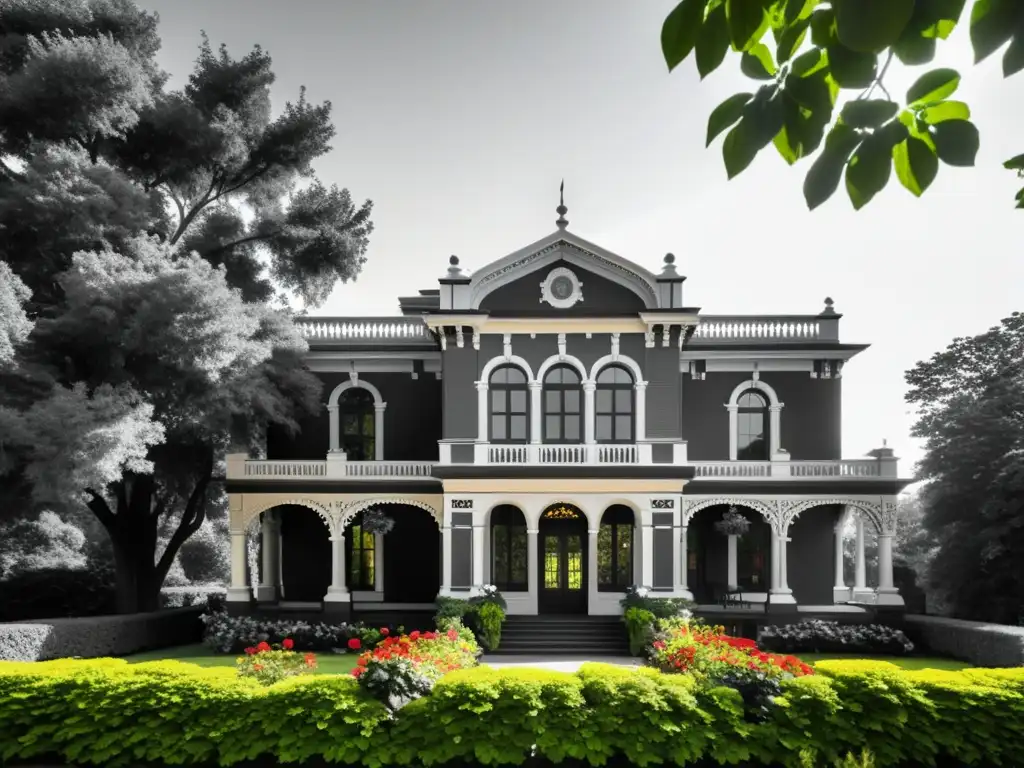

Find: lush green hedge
0;658;1022;767
903;614;1024;667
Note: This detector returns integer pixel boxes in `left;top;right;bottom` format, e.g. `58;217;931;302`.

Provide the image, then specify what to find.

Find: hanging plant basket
360;508;395;535
714;507;751;537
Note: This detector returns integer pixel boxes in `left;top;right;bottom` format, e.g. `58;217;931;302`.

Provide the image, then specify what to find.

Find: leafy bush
435;616;476;647
0;658;1022;766
711;666;783;723
476;601;504;650
759;619;914;656
160;584;225;609
352;627;479;709
0;510;88;579
620;584;694;619
200;609;388;653
0;563;116;621
624;606;655;656
434;596;472;623
468;583;507;611
177;522;230;584
236;639;317;685
904;614;1024;667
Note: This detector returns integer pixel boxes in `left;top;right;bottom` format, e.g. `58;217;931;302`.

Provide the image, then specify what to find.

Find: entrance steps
492;615;631;655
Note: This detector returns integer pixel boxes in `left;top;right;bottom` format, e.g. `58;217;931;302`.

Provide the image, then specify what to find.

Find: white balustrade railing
690;316;825;342
689;459;886;478
297;317;432;343
243;460;328;478
238;459;434;481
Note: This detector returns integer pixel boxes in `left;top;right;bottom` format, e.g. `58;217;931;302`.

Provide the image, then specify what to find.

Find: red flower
253;663;263;671
653;640;666;650
347;637;361;650
357;656;368;667
447;628;458;641
304;653;317;667
282;638;294;650
256;641;271;653
244;646;256;655
351;666;364;677
380;627;390;636
409;630;421;641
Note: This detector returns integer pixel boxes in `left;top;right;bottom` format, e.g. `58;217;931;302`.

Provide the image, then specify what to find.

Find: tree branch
154;449;214;580
85;487;117;529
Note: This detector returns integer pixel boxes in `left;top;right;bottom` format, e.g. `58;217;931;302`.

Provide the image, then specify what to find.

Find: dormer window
489;365;529;443
543;365;582;443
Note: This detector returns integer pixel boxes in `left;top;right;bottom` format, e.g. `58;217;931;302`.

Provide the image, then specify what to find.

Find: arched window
346;512;376;590
490;505;528;591
339;388;375;461
489;366;529;443
598;505;634;590
595;366;634;443
543;365;582;443
736;390;769;460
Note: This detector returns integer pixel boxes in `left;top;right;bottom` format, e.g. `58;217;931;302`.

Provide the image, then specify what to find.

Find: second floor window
595;365;634;443
340;388;375;461
543;365;582;443
736;390;769;460
490;365;528;443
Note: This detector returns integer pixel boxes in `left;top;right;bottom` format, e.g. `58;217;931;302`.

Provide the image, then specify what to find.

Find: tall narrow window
490;505;528;591
737;513;770;590
595;366;634;443
543;366;582;443
489;366;529;443
597;505;634;590
339;388;375;460
347;514;376;590
736;391;768;460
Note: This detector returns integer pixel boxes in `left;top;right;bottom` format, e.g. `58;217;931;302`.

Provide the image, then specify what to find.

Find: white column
324;533;349;602
641;519;654;587
635;382;647;442
677;524;690;594
526;529;539;614
374;403;386;460
529;381;542;444
779;536;790;591
227;531;250;602
726;534;738;588
769;404;783;455
769;531;795;603
374;532;384;592
833;525;845;588
854;516;868;590
439;525;453;596
472;524;485;589
256;513;280;602
587;528;600;615
769;533;780;592
327;404;340;452
875;533;905;606
475;381;488;442
583;381;596;445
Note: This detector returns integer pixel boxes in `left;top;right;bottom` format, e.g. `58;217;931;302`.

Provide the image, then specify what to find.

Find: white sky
144;1;1024;475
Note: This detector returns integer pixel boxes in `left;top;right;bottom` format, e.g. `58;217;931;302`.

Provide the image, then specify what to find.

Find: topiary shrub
0;563;116;621
759;619;915;656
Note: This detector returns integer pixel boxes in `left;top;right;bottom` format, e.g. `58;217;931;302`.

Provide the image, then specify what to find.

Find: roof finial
556;179;568;230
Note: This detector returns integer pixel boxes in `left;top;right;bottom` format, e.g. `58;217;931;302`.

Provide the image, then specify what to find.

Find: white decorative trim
327;379;386;460
681;497;783;533
243;498;333;536
335;498;442;531
726;379;783;460
589;353;643;384
536;353;588;383
539;266;583;309
479;354;536;383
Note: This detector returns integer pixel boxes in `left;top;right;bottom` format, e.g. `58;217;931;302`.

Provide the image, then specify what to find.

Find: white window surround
476;352;647;444
327;379;385;460
726;379;783;461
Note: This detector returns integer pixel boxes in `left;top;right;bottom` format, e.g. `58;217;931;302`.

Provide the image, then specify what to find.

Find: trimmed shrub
621;584;695;618
759;619;915;656
160;583;226;609
0;658;1022;766
903;614;1024;667
200;609;387;654
0;606;203;661
0;563;116;621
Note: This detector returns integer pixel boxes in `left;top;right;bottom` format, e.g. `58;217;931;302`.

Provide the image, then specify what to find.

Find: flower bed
1;658;1022;766
236;638;318;685
759;619;915;656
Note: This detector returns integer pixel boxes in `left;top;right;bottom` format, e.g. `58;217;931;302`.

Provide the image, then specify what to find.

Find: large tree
0;0;374;612
658;0;1024;209
904;313;1024;624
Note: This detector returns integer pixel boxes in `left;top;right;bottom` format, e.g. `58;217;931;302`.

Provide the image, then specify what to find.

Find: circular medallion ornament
540;267;583;308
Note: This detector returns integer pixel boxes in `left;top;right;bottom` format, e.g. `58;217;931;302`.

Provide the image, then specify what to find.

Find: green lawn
123;644;360;675
799;653;971;671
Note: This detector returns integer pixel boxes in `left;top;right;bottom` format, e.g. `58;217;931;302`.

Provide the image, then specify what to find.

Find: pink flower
282;638;294;650
380;627;390;636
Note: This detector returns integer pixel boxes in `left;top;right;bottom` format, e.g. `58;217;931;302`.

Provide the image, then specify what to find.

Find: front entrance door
537;505;587;614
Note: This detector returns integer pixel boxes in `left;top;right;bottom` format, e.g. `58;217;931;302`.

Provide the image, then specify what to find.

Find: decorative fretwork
543;505;582;520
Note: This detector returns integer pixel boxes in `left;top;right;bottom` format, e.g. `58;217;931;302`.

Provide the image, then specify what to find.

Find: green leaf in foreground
894;136;939;196
661;0;706;71
931;119;980;166
740;42;777;79
846;132;896;209
707;92;754;147
833;0;916;53
840;100;899;129
803;123;862;210
906;68;961;106
696;2;731;79
920;100;970;124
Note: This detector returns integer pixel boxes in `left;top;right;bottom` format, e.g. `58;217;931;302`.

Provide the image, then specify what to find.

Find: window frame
735;389;769;461
346;517;376;591
542;365;583;444
338;387;376;461
594;365;635;444
597;505;634;591
488;365;530;444
490;505;528;592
